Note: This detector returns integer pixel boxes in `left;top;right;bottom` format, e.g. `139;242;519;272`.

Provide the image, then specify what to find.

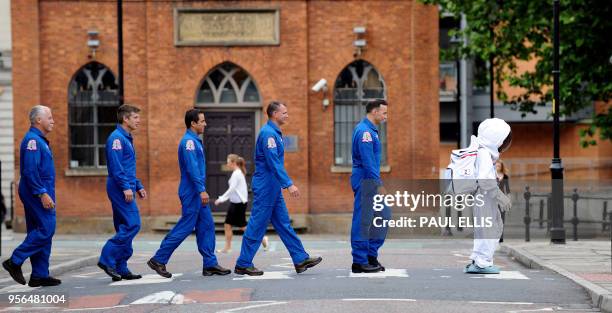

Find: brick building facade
11;0;439;233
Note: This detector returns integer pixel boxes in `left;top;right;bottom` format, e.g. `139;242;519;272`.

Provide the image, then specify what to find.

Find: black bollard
524;186;531;242
603;201;608;232
539;199;545;229
571;188;579;241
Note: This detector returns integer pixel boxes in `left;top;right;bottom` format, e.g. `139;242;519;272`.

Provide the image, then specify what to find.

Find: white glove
496;187;512;212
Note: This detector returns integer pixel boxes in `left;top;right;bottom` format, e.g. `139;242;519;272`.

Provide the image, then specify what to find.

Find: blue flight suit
151;129;218;268
11;127;56;279
99;125;143;275
236;121;309;268
350;118;387;265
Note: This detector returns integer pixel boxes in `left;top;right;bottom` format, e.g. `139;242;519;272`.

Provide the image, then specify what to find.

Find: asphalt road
0;236;596;312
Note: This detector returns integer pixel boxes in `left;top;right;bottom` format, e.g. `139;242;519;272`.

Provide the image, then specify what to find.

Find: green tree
423;0;612;146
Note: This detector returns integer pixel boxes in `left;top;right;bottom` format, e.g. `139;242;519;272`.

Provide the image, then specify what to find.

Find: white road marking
483;271;529;280
469;301;534;305
345;269;409;278
342;298;416;302
233;271;293;280
268;242;278;252
110;273;183;286
507;308;554;312
440;275;451;278
216;301;288;312
0;284;39;294
170;293;185;304
71;271;100;278
271;262;294;269
131;290;179;304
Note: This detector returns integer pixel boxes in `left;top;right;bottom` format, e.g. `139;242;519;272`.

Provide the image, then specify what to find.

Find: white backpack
444;136;479;195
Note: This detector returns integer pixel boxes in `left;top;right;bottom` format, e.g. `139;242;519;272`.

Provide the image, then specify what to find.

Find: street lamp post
550;0;566;244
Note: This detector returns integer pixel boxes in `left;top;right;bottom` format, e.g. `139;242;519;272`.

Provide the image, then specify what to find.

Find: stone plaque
175;8;280;46
283;135;298;152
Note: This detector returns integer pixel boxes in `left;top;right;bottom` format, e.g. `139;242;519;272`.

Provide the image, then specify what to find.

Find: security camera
311;79;327;92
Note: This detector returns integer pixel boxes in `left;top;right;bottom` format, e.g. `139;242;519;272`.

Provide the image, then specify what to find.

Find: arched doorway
333;60;387;167
195;62;261;212
68;62;120;168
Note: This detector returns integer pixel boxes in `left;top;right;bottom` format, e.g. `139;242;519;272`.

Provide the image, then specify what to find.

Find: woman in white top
214;154;268;253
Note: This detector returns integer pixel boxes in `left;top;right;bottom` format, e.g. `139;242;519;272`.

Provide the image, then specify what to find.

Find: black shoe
120;272;142;280
234;266;263;276
351;263;382;273
368;256;385;271
28;276;61;287
147;258;172;278
97;262;122;281
203;265;231;276
3;259;26;285
295;256;323;274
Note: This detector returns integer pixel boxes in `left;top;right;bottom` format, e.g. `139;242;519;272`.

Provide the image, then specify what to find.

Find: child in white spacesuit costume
465;118;513;274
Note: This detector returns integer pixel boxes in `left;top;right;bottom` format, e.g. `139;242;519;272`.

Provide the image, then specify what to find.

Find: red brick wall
12;0;439;222
308;1;440;213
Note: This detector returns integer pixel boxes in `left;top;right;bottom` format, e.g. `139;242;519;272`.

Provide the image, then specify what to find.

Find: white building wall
0;0;13;218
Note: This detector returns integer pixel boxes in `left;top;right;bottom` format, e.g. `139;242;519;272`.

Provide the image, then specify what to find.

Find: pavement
503;239;612;313
1;230;99;284
0;231;599;312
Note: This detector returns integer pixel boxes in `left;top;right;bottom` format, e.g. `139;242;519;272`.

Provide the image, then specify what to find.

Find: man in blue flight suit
98;104;146;281
2;105;61;287
235;101;322;276
351;99;389;273
147;109;231;277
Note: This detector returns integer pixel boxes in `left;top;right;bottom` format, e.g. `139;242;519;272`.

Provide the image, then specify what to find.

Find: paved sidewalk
503;239;612;312
1;230;99;283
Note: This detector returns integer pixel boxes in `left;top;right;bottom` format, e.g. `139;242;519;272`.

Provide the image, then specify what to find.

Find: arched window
196;62;260;105
68;62;119;168
333;60;387;166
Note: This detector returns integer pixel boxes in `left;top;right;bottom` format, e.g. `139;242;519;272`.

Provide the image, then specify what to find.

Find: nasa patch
362;131;373;143
186;140;195;151
26;139;37;151
111;139;122;150
267;137;277;149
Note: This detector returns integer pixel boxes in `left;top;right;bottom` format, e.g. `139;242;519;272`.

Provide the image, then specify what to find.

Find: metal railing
523;186;612;242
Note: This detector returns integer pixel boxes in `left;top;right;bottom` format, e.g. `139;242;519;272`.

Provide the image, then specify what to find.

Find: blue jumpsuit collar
185;129;201;141
116;124;133;140
29;127;48;143
362;118;378;133
267;120;282;134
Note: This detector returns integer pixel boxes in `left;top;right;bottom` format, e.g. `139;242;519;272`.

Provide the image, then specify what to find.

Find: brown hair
496;159;509;176
117;104;140;123
266;100;286;117
228;154;247;175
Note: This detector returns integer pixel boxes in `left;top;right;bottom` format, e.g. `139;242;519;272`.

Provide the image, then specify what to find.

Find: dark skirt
224;202;247;227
